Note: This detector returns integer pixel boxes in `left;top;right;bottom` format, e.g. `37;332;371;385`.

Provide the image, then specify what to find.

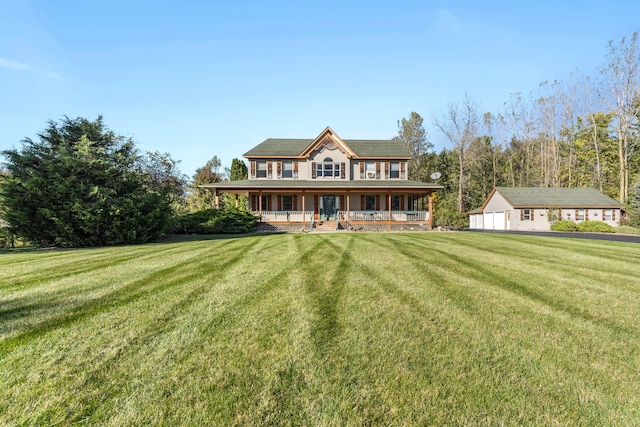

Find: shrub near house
173;208;256;234
576;220;615;233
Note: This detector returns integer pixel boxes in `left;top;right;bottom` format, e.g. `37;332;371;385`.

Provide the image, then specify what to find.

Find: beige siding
307;146;350;180
511;209;550;231
484;192;512;212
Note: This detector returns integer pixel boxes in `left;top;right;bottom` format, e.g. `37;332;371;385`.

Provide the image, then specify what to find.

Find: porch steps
313;219;341;232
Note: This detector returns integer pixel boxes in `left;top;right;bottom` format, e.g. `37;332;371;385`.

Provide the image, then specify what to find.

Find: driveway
465;229;640;244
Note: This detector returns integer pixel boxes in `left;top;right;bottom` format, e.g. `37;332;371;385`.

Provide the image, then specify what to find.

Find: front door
320;195;337;220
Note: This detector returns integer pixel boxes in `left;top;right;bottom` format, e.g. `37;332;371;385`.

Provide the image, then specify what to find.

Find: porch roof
201;179;442;194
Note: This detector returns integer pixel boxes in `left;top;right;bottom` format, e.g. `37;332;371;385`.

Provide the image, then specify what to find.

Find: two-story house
201;127;442;231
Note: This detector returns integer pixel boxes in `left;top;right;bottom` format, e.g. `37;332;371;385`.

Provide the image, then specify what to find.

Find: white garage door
483;212;494;230
493;211;506;230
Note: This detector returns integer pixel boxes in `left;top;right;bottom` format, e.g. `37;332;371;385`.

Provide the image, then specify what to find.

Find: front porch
200;178;442;233
255;210;431;232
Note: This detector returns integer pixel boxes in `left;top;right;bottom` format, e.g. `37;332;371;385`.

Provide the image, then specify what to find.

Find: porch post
259;191;263;218
428;192;433;229
346;192;350;231
388;192;392;231
302;192;306;222
235;194;239;208
214;189;220;209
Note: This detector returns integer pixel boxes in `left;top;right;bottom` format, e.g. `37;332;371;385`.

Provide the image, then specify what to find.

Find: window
261;196;269;211
391;195;401;211
604;209;612;220
365;162;376;179
256;161;267;178
365;195;376;210
521;209;533;221
407;195;415;210
323;157;333;177
390;162;400;179
576;209;586;220
282;161;293;178
314;157;341;178
282;195;293;210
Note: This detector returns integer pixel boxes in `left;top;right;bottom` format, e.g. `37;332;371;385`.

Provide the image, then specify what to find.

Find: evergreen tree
230;158;248;180
1;116;184;247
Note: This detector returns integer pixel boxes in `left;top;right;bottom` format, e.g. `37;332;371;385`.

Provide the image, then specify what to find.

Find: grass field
1;232;640;425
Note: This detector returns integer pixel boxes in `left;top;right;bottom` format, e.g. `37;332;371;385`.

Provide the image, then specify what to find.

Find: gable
299;127;356;158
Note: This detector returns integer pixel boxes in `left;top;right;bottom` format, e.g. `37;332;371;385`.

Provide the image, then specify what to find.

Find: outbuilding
469;187;623;231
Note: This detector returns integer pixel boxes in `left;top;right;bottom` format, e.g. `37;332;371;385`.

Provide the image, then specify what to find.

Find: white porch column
347;193;350;230
387;192;392;231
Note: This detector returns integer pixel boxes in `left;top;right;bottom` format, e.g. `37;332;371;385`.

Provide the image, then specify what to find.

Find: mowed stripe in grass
1;233;640;425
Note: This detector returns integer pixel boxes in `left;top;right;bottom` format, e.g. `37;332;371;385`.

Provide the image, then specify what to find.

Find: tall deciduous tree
393;112;433;180
0;116;185;247
598;31;640;202
433;93;479;212
186;156;224;211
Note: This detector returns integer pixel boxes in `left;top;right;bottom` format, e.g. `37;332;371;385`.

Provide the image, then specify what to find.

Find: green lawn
1;232;640;425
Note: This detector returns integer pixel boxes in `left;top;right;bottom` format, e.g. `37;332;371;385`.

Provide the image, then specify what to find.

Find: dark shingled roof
244;138;411;158
494;187;623;208
244;139;309;157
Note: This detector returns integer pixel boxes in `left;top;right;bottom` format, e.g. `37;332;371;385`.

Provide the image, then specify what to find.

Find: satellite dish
430;172;442;180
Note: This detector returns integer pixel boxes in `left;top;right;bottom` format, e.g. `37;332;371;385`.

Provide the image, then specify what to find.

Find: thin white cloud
0;56;65;81
0;57;31;71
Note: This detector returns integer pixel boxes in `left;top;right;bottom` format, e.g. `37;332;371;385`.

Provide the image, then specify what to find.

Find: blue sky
2;0;640;178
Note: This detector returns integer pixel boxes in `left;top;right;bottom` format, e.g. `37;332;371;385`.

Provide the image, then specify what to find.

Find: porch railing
345;210;429;222
254;210;429;222
256;211;314;222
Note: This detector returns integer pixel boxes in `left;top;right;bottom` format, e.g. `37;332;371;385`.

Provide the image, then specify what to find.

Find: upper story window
282;161;293;178
315;157;341;178
256;161;267;178
365;162;376;179
390;162;400;179
323;157;333;177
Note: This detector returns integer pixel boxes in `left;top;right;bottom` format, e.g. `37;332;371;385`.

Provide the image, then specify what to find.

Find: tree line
394;31;640;227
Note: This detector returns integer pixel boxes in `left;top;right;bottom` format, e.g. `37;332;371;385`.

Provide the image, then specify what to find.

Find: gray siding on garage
469;187;623;231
